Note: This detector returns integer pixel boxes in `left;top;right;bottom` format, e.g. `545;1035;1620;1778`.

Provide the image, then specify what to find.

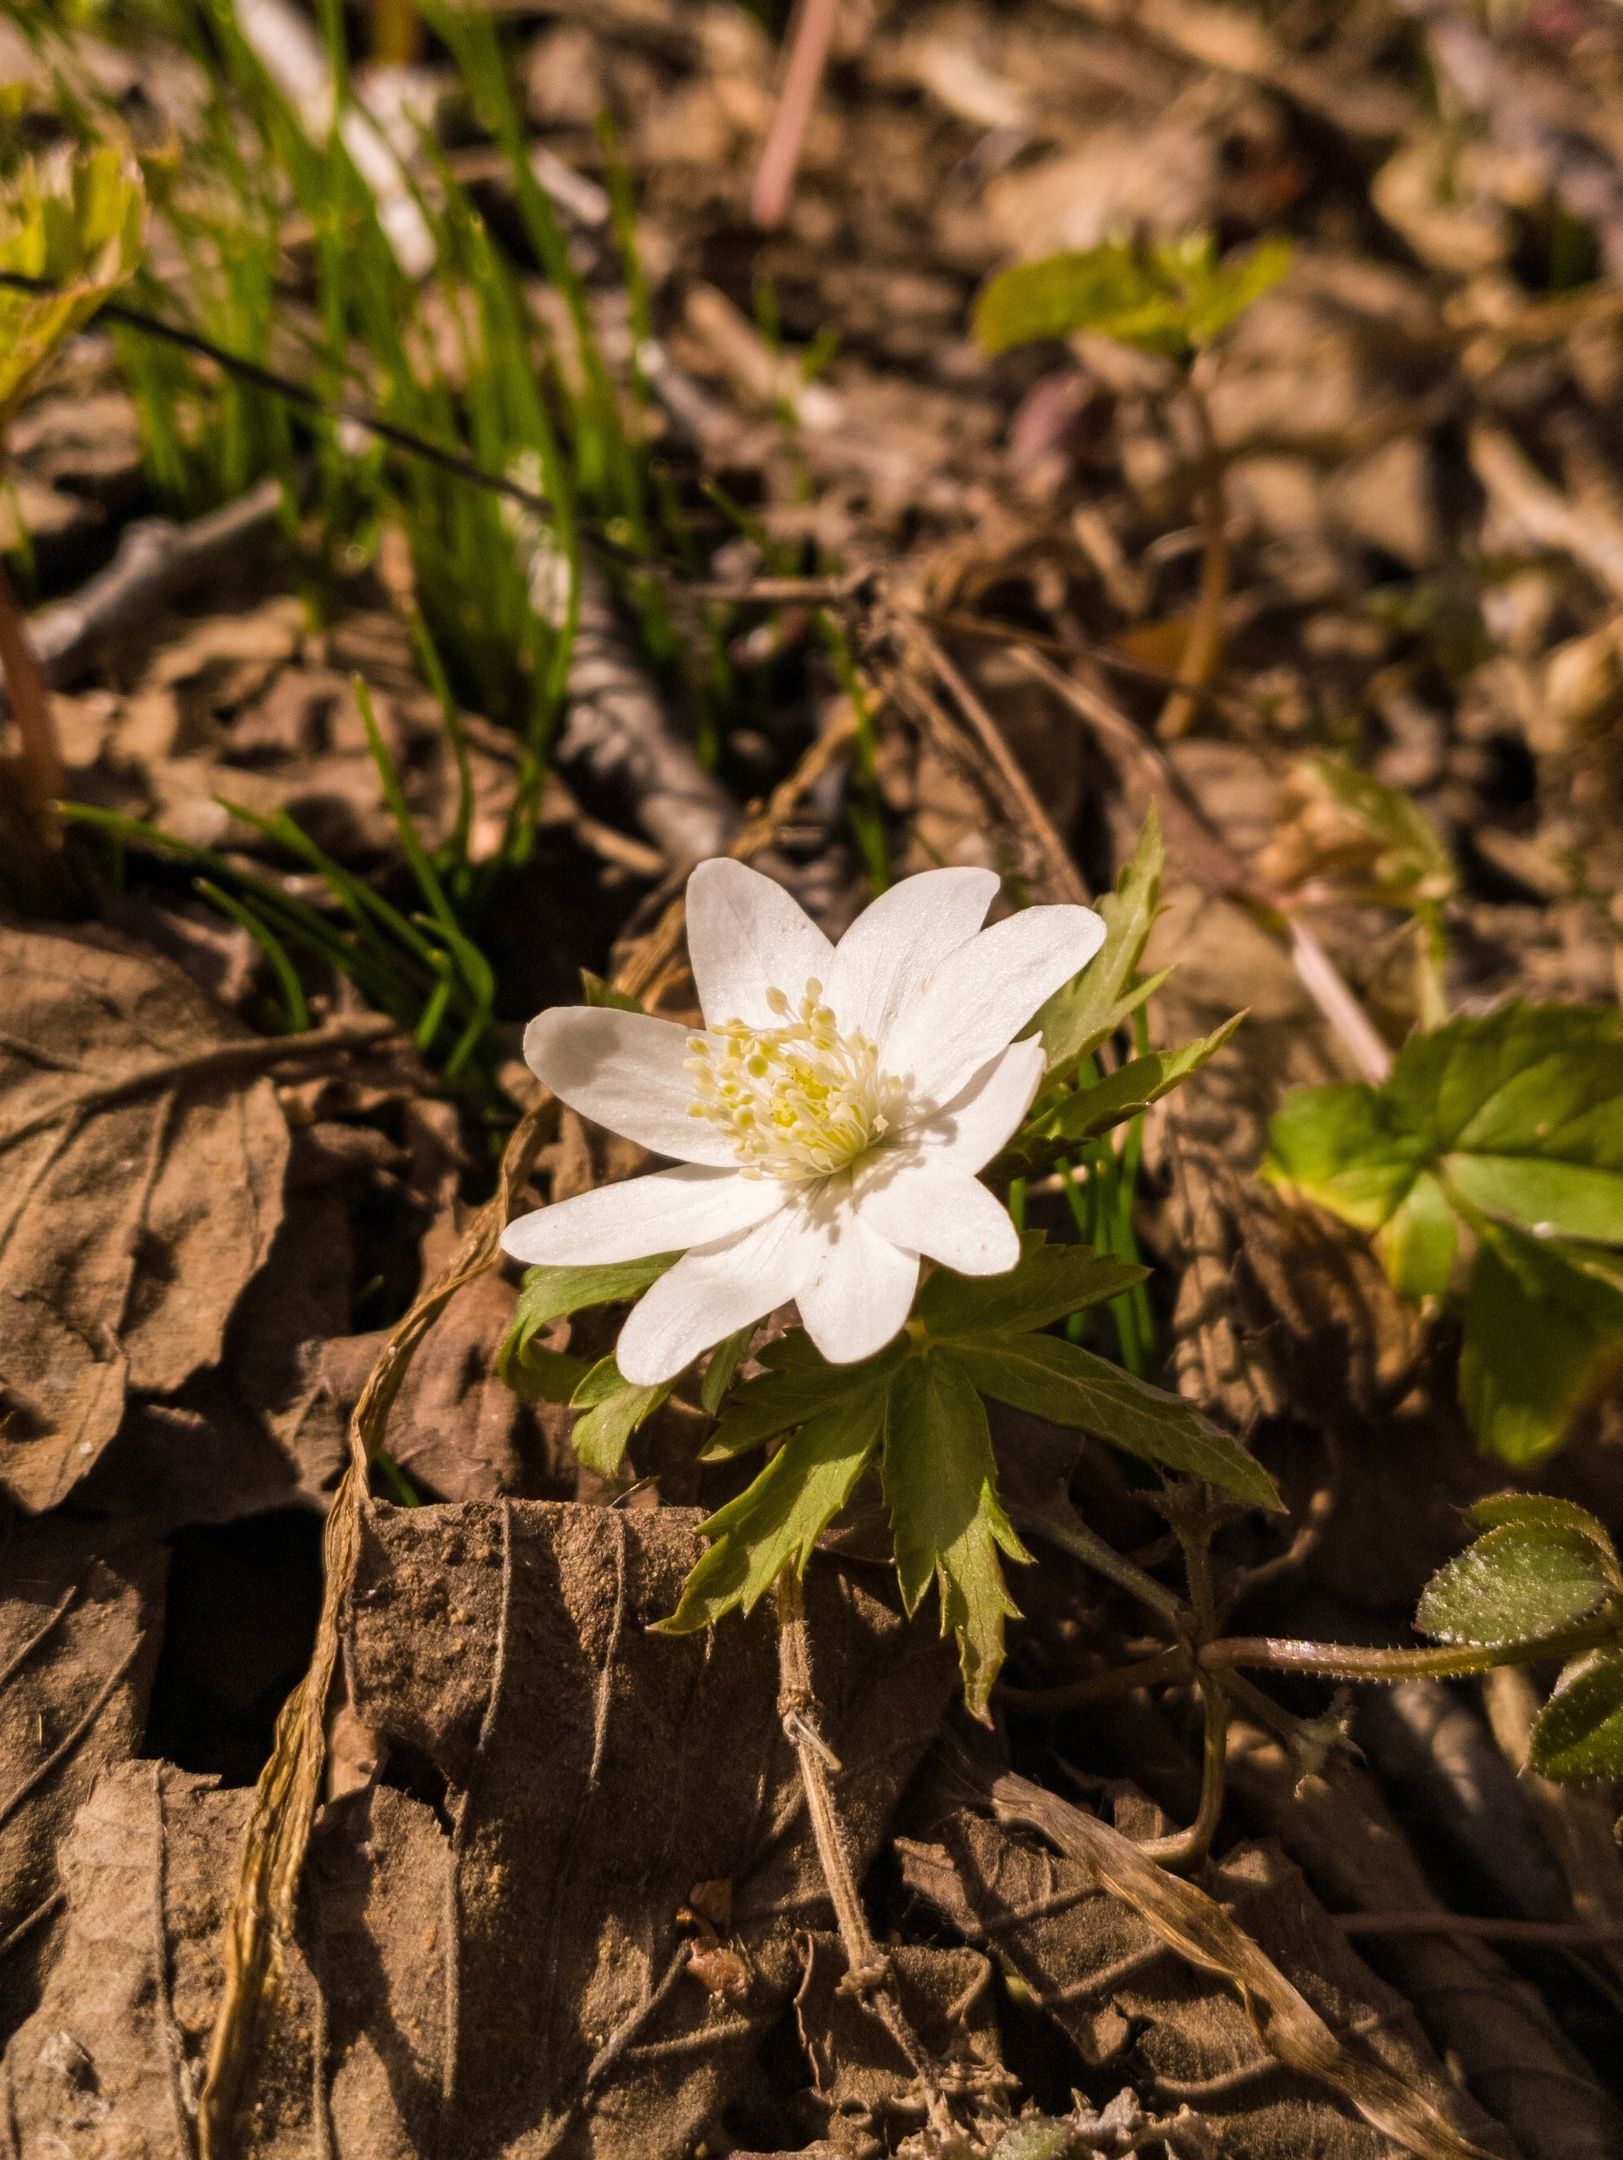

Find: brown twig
30;479;287;691
773;1573;957;2141
751;0;839;229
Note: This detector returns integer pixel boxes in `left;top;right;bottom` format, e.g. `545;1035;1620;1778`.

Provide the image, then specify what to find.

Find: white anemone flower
502;862;1105;1384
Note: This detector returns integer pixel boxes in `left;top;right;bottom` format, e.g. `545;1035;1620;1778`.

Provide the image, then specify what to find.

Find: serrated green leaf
882;1354;1029;1717
498;1250;677;1401
1460;1224;1623;1465
1471;1492;1618;1557
700;1322;756;1416
702;1328;905;1460
1530;1651;1623;1780
502;1343;594;1403
917;1235;1146;1341
1021;1018;1244;1164
948;1335;1282;1509
1415;1524;1615;1648
659;1392;887;1633
1037;807;1164;1074
569;1355;673;1477
0;148;145;423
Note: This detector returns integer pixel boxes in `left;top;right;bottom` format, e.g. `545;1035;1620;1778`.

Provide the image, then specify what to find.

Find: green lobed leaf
701;1328;905;1460
1264;1083;1427;1233
881;1354;1030;1718
918;1234;1146;1341
1267;1003;1623;1259
948;1335;1282;1509
1529;1651;1623;1780
502;1343;594;1404
1036;806;1164;1075
659;1391;888;1633
1395;1004;1623;1244
1415;1523;1616;1648
568;1355;673;1477
1376;1171;1458;1299
1459;1225;1623;1465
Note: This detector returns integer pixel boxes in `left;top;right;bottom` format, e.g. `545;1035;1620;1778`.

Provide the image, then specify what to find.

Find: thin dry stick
751;0;839;229
773;1573;957;2141
904;619;1090;906
1156;377;1231;743
1007;640;1395;1082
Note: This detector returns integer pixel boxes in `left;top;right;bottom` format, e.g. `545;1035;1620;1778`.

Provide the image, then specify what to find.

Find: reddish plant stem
751;0;838;229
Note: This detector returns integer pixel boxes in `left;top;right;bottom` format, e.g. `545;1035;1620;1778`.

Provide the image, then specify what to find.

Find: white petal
615;1206;820;1384
825;866;998;1041
796;1213;921;1365
685;858;835;1029
881;904;1105;1108
500;1164;783;1268
904;1037;1047;1174
525;1006;736;1165
855;1160;1020;1277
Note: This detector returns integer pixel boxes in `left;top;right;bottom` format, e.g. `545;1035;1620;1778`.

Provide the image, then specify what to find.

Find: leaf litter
6;0;1623;2154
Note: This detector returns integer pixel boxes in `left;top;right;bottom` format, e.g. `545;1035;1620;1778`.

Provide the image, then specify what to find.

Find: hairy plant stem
1201;1617;1619;1681
773;1571;957;2141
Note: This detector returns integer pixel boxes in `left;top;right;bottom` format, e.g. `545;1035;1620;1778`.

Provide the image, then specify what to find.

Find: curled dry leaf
0;923;290;1513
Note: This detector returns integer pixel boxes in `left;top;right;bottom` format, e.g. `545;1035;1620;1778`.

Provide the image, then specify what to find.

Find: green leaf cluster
1416;1494;1623;1780
0;147;144;427
663;1237;1280;1716
1267;1003;1623;1462
974;233;1290;361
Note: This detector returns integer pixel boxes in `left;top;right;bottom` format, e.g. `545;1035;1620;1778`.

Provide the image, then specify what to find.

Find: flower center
686;979;900;1183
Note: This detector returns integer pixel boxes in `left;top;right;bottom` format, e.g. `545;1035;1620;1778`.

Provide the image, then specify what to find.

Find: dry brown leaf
6;1505;958;2158
901;1780;1503;2160
0;1518;165;2045
1227;1722;1623;2160
0;922;290;1513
